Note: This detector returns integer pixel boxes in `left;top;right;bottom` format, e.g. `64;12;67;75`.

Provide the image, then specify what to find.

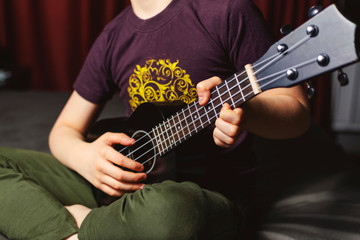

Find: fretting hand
197;77;244;148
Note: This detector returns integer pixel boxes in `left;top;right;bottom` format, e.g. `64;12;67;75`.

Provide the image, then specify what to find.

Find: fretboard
152;64;261;156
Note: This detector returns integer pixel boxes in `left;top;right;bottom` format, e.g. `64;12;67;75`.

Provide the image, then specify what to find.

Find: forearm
49;124;90;172
242;92;311;139
199;78;311;147
48;91;146;196
48;91;101;173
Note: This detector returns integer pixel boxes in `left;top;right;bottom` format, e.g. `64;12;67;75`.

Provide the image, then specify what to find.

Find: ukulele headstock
253;4;359;92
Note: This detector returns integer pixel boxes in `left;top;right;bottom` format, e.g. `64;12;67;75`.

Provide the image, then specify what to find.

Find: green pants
0;147;240;240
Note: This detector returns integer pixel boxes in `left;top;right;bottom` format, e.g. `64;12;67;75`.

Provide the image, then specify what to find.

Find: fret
166;130;172;150
176;111;186;142
197;103;208;127
160;121;171;150
159;124;168;153
202;103;211;124
186;107;196;135
234;73;245;103
165;117;176;147
234;70;256;107
182;111;190;139
212;96;222;114
171;115;181;145
171;117;183;149
151;128;161;155
227;75;244;108
209;99;219;119
188;104;198;133
158;123;168;153
225;80;235;108
210;87;223;119
242;77;256;101
193;103;204;129
204;101;215;123
154;126;164;155
153;126;161;154
215;86;224;106
182;108;192;137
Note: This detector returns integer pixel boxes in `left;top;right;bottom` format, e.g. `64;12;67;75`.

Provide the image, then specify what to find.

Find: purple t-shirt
74;0;273;189
74;0;273;115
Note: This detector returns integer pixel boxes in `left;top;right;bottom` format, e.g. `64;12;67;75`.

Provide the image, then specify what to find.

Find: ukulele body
88;101;185;184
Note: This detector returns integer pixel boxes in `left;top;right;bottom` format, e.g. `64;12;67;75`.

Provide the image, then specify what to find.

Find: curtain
0;0;335;129
0;0;130;90
254;0;333;38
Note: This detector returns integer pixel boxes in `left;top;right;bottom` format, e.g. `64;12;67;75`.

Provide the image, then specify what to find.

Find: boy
0;0;309;239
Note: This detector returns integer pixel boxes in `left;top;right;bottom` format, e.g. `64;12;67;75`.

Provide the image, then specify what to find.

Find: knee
137;181;237;240
79;181;238;240
139;181;205;239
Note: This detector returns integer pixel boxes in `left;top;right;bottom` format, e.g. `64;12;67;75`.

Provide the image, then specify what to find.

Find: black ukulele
88;4;360;184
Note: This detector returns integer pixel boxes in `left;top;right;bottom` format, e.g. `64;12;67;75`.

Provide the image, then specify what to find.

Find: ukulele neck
152;64;260;156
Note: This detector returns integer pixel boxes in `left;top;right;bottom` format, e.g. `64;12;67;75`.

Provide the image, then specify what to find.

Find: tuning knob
308;6;323;18
337;69;349;86
280;24;293;36
306;82;315;99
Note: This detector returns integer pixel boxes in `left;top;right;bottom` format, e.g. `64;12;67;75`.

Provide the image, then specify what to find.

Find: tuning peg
308;6;323;18
280;24;293;36
305;81;315;99
337;68;349;86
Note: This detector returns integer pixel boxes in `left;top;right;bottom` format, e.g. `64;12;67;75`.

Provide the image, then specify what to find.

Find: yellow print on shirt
128;59;197;111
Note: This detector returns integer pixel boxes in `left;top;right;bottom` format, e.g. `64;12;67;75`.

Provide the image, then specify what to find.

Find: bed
1;90;360;239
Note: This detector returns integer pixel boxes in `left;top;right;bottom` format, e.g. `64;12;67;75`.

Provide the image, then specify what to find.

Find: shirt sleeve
226;0;274;70
73;29;117;104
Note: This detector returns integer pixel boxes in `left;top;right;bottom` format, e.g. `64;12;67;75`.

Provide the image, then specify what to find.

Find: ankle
65;204;92;228
64;233;78;240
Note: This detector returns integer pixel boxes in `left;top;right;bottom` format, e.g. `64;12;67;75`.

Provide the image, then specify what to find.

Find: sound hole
129;130;156;173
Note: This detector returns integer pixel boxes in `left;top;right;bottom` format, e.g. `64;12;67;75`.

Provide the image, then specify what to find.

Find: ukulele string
157;34;313;142
135;54;319;166
257;57;317;89
119;35;314;164
115;40;293;157
146;34;313;153
125;51;312;164
137;56;318;166
250;35;311;76
136;74;278;165
119;67;265;158
172;54;318;141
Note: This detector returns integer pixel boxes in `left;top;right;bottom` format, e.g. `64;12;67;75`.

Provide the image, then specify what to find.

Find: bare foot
65;204;92;228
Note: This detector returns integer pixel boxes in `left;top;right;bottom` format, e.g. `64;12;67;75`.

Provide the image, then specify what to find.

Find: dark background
1;0;359;132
